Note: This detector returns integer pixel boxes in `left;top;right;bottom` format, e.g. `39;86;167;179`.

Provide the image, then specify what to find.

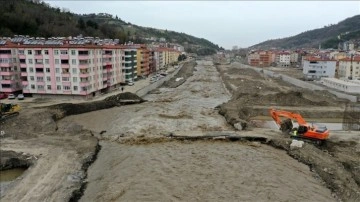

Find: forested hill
250;15;360;49
0;0;221;55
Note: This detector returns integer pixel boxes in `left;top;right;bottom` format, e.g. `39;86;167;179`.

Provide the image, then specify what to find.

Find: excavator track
0;112;20;122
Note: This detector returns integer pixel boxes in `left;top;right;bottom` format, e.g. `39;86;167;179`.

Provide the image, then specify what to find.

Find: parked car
17;94;25;100
0;93;8;99
127;82;134;86
8;94;15;99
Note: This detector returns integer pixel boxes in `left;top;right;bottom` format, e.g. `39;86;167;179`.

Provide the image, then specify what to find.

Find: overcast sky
46;1;360;49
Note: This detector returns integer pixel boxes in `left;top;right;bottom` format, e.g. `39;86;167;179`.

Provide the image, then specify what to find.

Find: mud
81;141;335;202
0;151;33;171
161;61;197;88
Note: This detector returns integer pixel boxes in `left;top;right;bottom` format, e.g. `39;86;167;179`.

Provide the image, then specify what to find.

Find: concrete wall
244;65;358;102
135;63;184;98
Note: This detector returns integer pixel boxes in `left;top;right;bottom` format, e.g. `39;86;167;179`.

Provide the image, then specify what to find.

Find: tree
77;18;86;30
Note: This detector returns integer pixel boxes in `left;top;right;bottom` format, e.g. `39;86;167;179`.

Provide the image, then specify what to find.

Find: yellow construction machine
0;103;21;121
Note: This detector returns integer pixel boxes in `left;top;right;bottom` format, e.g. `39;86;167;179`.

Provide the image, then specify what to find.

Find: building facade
338;57;360;80
302;57;336;80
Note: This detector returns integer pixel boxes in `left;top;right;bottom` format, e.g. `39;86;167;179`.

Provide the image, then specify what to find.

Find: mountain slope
250;15;360;49
0;0;220;55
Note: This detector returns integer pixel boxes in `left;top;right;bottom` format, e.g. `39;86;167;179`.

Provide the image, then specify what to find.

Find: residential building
302;57;336;80
0;37;125;98
120;45;138;82
338;56;360;79
276;51;291;67
134;44;150;77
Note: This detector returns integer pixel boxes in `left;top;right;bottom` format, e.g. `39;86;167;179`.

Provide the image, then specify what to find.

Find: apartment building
338;56;360;80
302;57;336;80
0;37;126;98
120;45;137;82
277;52;291;67
135;45;150;77
0;47;22;93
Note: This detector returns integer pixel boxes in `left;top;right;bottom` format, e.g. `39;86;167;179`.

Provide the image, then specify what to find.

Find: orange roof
304;57;336;62
339;57;360;62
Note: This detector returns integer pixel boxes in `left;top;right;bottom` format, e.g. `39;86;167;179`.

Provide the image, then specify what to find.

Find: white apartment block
303;58;336;81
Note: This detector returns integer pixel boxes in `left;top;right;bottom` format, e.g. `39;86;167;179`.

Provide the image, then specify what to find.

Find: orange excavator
269;108;329;141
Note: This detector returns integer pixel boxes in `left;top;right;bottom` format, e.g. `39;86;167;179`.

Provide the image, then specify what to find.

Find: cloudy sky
46;1;360;49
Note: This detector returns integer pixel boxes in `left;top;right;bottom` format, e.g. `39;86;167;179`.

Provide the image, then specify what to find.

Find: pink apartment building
0;39;126;99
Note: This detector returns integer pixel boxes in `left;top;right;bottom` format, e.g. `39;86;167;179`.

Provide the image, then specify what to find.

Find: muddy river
62;60;336;201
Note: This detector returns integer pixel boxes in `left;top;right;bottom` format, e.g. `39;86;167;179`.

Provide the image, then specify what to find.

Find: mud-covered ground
59;60;357;201
1;59;359;201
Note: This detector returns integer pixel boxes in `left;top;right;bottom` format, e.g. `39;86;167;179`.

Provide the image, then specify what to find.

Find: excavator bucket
280;118;293;133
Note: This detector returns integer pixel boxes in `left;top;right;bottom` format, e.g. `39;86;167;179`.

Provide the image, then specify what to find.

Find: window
56;77;60;82
30;76;34;81
73;86;78;91
72;68;77;74
55;68;60;73
46;68;50;73
54;50;59;55
28;59;33;64
35;50;42;55
19;50;24;54
71;50;76;55
29;67;34;73
64;86;71;91
47;76;51;81
27;50;32;55
60;50;68;55
47;85;51;90
72;59;76;65
73;77;77;82
36;77;44;82
55;59;59;64
44;50;49;55
45;59;49;64
61;59;69;64
31;84;35;89
38;85;44;90
57;85;61;90
62;77;69;81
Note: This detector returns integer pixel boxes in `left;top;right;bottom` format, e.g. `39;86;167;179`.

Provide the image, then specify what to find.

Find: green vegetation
0;0;220;55
251;15;360;49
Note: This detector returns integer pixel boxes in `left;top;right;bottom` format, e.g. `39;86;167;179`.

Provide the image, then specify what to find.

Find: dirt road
61;60;338;201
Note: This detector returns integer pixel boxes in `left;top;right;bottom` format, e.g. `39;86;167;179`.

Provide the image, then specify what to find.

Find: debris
290;139;304;149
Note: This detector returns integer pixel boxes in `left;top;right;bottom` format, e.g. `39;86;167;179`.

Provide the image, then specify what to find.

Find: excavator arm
270;108;308;126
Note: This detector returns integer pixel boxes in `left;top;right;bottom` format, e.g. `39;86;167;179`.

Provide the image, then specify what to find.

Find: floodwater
0;168;26;182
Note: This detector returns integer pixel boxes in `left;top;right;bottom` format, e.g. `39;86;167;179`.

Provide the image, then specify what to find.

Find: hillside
0;0;221;55
250;15;360;49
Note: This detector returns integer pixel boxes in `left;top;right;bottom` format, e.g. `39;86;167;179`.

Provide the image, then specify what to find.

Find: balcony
34;55;43;60
0;63;12;68
36;81;45;86
78;55;89;60
80;82;90;87
21;72;28;76
61;64;70;68
79;73;90;78
22;81;29;85
0;71;15;76
79;63;89;69
35;63;44;68
20;63;27;68
0;80;15;84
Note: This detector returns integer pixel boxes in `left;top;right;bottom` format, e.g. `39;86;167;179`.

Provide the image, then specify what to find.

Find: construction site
0;58;359;202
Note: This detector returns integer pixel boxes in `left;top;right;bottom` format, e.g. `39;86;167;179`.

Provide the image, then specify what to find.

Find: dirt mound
161;61;197;88
268;137;360;201
50;92;144;120
104;92;145;102
0;150;33;170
